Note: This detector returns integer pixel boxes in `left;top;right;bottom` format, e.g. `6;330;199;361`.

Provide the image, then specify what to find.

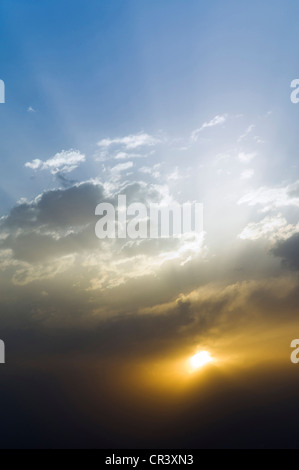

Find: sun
190;351;213;370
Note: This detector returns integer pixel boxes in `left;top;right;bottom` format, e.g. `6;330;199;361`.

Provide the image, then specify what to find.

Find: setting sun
190;351;213;370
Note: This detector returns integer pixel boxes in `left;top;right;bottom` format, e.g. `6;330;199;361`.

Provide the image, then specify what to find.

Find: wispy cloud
110;161;134;174
139;164;161;178
25;149;85;175
241;169;254;180
109;161;134;181
114;152;146;160
238;152;257;164
191;114;228;142
238;124;255;142
238;181;299;211
97;133;160;150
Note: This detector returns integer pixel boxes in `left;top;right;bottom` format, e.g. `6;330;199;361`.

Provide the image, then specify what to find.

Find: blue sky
1;0;299;215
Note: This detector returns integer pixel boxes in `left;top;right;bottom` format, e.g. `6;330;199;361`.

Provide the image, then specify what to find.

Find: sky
0;0;299;449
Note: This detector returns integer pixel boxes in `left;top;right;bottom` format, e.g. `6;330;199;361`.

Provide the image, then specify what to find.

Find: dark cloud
0;180;168;264
0;278;298;449
1;182;104;231
55;172;77;188
272;233;299;270
1;226;100;263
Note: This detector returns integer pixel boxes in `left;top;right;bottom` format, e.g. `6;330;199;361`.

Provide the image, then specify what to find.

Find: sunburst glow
190;351;213;370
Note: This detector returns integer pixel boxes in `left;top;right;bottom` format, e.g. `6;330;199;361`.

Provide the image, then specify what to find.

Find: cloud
114;152;145;160
109;162;134;182
1;265;298;449
110;161;134;174
168;167;180;181
139;164;161;178
25;149;85;175
0;182;104;231
238;181;299;211
272;233;299;270
0;176;208;291
238;124;255;142
0;181;108;269
97;133;160;150
191;114;228;142
239;215;299;242
238;152;257;164
27;106;36;113
241;169;254;180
